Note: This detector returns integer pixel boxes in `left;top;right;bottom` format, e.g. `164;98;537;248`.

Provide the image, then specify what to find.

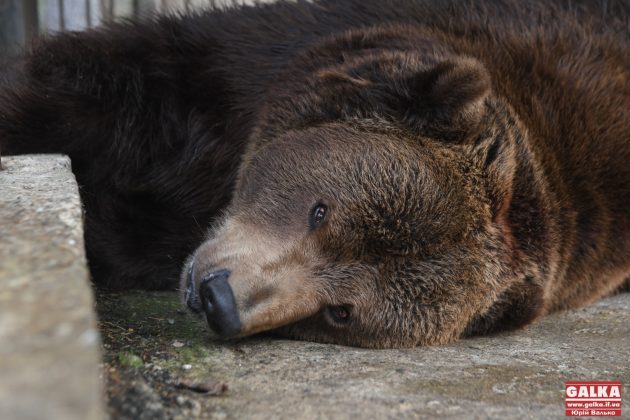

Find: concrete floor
97;289;629;419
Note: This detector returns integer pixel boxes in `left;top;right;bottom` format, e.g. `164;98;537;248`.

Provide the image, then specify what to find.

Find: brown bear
1;0;629;348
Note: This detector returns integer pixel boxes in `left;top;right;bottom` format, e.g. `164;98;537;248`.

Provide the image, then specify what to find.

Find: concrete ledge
0;155;103;420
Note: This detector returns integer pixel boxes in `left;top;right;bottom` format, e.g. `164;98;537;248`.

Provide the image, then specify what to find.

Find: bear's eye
327;305;352;324
309;203;328;229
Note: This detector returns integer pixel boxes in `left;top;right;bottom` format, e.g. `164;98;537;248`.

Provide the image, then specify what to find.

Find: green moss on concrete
96;289;225;379
117;352;144;369
96;290;207;353
96;289;233;418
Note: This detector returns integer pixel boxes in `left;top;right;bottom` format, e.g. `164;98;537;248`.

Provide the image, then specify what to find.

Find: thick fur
1;0;629;347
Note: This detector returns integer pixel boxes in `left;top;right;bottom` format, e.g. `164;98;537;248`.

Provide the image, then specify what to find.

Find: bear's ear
399;57;491;141
467;99;526;273
317;55;491;141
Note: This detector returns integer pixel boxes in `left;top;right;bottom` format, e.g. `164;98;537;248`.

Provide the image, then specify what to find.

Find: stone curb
0;155;103;420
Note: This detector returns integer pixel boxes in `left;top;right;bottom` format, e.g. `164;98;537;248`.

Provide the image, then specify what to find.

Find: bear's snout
181;217;327;338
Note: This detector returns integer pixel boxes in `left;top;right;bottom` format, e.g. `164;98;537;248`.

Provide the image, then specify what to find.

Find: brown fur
189;7;630;347
2;0;629;347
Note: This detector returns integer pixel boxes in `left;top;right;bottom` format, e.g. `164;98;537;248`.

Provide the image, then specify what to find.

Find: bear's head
181;26;546;348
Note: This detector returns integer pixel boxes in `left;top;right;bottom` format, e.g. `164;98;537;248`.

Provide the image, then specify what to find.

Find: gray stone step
0;155;103;420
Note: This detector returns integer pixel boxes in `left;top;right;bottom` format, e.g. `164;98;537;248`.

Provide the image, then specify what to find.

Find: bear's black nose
199;269;241;337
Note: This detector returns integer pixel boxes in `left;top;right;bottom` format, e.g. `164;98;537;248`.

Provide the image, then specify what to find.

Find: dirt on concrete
95;289;629;419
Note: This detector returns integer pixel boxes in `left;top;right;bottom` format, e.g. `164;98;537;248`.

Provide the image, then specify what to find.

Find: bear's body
1;0;629;347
